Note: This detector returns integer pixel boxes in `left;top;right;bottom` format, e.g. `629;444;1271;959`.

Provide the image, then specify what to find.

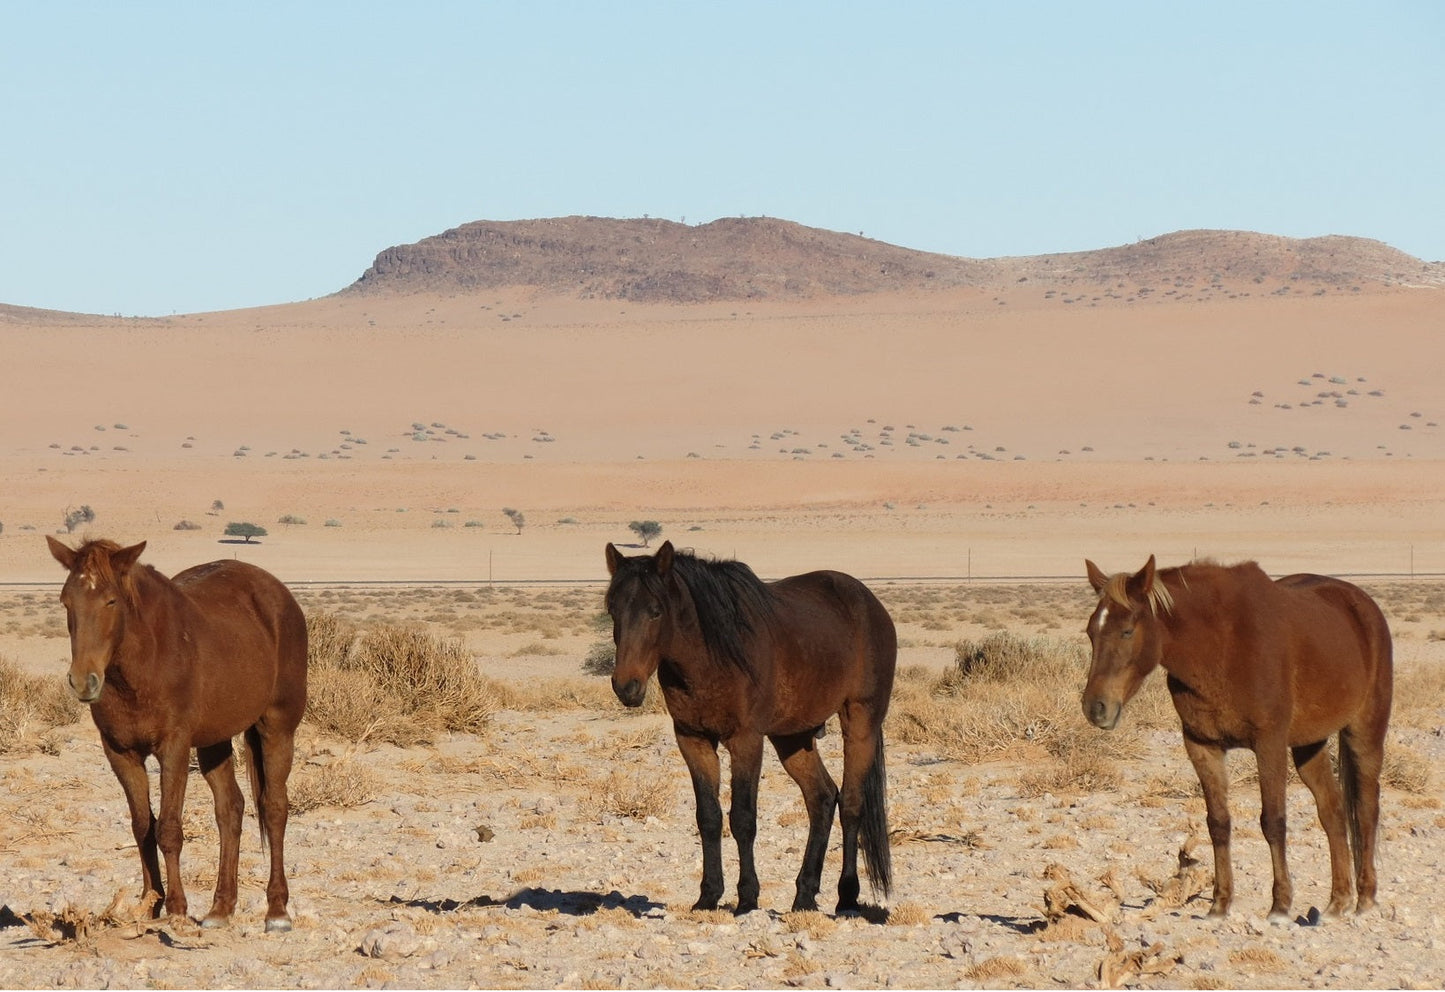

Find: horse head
1081;555;1171;730
47;536;147;704
604;540;689;707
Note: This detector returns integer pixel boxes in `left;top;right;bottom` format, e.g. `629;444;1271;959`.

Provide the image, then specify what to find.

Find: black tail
243;726;269;853
859;727;892;898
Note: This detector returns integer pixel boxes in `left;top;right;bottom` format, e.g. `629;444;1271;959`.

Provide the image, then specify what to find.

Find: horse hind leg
837;707;891;912
1339;724;1385;913
247;722;298;931
197;740;244;927
1292;740;1352;915
770;730;839;912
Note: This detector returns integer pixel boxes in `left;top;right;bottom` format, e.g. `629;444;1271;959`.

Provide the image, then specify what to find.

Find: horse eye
647;603;663;620
1120;628;1134;640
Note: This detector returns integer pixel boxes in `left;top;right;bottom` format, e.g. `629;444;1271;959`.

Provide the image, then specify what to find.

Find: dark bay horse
1082;555;1392;919
605;541;896;914
47;537;308;931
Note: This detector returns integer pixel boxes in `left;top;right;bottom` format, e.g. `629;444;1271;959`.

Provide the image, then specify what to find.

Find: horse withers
47;537;308;932
1082;555;1392;919
605;541;896;915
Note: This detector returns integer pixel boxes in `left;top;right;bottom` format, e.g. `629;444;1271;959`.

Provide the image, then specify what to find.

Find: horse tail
859;726;892;898
243;726;269;853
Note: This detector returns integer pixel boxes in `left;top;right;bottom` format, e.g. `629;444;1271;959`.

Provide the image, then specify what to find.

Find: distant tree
629;520;663;547
63;505;95;533
277;514;307;526
225;522;267;543
210;499;225;515
502;507;525;535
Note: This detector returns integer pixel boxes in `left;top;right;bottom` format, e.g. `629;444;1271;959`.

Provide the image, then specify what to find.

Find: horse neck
113;566;175;665
1151;566;1221;675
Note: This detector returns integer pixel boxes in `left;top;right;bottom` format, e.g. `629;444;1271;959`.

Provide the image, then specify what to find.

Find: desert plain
1;220;1444;988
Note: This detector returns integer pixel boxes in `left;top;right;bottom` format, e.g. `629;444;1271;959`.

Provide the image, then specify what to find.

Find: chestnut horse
47;537;308;931
605;541;896;914
1082;556;1392;919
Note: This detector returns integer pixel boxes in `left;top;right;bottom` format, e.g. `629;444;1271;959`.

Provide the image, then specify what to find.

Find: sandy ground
1;281;1444;987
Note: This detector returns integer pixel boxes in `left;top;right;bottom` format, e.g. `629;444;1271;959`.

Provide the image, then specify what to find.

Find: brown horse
47;537;308;931
605;541;896;914
1082;555;1392;919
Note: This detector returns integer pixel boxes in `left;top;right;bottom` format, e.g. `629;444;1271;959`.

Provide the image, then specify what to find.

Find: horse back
1271;573;1392;740
770;570;897;692
169;560;308;725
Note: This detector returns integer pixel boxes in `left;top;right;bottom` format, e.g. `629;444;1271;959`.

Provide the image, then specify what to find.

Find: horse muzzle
1084;696;1121;731
612;677;646;708
68;670;104;704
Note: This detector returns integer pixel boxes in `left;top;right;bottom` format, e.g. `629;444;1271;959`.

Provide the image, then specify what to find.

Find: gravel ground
2;702;1443;990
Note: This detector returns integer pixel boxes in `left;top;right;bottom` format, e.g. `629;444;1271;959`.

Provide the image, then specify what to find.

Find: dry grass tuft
1382;744;1431;793
0;656;81;754
781;909;838;939
884;901;931;926
965;955;1029;983
289;755;381;812
581;769;673;821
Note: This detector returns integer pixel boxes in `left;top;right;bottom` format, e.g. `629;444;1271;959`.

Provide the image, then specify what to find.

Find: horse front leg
724;733;765;914
153;739;193;921
1255;742;1293;919
674;730;724;911
100;741;163;917
196;740;243;927
1182;736;1234;916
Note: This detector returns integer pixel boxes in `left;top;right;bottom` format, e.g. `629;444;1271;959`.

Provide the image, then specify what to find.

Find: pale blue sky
2;1;1441;316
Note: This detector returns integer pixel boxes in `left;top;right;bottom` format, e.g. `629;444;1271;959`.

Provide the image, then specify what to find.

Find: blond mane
1100;570;1175;617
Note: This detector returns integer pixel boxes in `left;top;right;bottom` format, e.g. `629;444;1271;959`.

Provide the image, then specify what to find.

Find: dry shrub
305;612;499;745
1390;656;1445;730
289;756;380;813
888;632;1143;778
0;656;81;753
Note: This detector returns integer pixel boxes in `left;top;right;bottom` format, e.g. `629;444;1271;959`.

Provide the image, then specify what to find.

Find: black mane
669;552;777;673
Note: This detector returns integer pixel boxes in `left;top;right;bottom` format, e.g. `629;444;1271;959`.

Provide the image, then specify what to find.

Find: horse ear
1085;559;1108;593
47;535;77;571
605;542;622;576
1135;554;1157;598
112;541;147;574
655;540;675;576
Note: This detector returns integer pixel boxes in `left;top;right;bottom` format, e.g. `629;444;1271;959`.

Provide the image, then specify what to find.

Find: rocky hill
342;216;1445;302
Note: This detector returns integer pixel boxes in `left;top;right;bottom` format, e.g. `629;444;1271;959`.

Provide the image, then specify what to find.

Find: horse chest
1167;674;1255;748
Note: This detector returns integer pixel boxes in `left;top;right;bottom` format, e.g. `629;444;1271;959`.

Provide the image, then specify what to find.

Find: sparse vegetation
0;656;80;753
503;507;525;534
173;519;203;531
61;505;94;534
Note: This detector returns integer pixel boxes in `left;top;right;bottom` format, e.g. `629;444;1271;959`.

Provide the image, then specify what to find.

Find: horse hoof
265;915;293;933
200;915;230;930
791;897;818;913
733;900;759;916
